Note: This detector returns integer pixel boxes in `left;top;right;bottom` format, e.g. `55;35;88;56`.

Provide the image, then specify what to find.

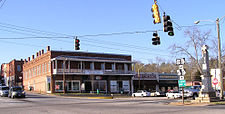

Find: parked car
0;86;9;97
166;91;182;99
132;90;150;97
183;85;201;100
150;91;166;97
154;91;166;97
8;86;26;98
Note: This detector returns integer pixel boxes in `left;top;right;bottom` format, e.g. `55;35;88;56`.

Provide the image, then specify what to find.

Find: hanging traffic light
151;3;161;24
152;32;160;45
163;14;174;36
75;38;80;50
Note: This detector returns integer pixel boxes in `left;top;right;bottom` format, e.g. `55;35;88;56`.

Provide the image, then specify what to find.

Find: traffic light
75;38;80;50
151;3;161;24
152;32;160;45
163;14;174;36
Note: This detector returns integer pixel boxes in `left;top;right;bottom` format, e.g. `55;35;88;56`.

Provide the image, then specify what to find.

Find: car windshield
2;87;9;90
12;87;22;91
137;90;143;93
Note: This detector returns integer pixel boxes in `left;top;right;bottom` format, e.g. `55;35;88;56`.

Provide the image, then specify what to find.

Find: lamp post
137;65;145;90
195;15;225;100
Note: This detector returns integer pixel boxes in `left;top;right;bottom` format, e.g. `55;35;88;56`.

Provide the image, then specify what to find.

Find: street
0;93;225;114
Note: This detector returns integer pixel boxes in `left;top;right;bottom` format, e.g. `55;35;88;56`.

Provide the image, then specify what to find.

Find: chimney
47;46;50;51
28;57;30;61
36;52;39;57
42;49;44;54
32;55;35;60
39;51;41;56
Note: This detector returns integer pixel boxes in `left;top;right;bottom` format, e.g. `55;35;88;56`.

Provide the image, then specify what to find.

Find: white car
166;91;182;99
132;90;150;97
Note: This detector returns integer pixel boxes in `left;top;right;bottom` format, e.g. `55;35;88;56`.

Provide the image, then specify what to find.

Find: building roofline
50;50;131;57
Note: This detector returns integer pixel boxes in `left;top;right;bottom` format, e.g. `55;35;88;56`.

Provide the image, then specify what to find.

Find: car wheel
173;95;175;99
141;94;144;97
133;94;135;97
193;94;198;100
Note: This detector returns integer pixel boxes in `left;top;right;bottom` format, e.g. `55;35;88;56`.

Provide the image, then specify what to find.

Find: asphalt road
0;93;225;114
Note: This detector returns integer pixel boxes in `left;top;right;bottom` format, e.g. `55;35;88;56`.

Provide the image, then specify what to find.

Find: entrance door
46;77;51;93
67;81;72;91
85;82;92;93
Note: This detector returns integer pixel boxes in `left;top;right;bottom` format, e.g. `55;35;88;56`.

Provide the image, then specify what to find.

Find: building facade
133;72;178;92
0;60;24;87
23;46;135;94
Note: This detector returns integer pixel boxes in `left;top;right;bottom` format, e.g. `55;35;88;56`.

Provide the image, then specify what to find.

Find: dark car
0;86;9;97
8;86;26;98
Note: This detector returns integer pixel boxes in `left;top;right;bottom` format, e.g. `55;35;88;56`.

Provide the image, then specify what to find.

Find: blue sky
0;0;225;65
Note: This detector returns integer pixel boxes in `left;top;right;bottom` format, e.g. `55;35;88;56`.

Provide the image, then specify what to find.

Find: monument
194;45;218;103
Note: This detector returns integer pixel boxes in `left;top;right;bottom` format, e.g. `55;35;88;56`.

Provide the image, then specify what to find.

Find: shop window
66;81;80;91
72;81;80;91
93;81;106;92
55;81;63;92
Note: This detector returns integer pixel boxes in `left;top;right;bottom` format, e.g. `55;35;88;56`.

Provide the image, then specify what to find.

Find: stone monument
194;45;218;103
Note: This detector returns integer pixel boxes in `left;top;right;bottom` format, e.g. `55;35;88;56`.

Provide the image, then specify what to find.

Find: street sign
177;69;181;75
176;58;185;65
179;76;184;80
178;80;186;87
179;65;184;69
181;58;185;65
212;77;219;85
181;69;186;75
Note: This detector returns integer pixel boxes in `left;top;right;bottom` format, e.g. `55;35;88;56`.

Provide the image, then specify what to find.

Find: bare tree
170;27;211;75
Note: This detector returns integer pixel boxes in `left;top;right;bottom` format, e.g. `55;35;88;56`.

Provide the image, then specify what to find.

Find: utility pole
138;69;140;90
216;18;224;100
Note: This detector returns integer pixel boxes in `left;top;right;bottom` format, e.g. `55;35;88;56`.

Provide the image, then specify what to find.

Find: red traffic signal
75;38;80;50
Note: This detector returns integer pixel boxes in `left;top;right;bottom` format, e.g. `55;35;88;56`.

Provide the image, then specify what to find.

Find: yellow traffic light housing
151;3;161;24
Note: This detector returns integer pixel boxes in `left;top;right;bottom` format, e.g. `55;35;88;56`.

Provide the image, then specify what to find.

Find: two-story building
0;59;24;87
23;46;135;94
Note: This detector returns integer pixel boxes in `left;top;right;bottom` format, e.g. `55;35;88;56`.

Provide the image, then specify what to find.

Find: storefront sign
134;73;157;80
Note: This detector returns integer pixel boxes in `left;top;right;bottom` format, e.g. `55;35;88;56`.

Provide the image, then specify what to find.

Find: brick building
23;46;135;94
1;59;24;87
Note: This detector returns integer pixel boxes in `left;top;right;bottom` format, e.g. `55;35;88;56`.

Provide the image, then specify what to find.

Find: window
66;81;80;91
17;65;21;71
48;62;51;73
45;63;47;73
42;64;44;74
72;81;80;91
55;81;63;92
25;71;28;79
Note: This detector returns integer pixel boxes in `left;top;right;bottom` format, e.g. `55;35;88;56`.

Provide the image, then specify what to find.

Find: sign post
176;58;186;104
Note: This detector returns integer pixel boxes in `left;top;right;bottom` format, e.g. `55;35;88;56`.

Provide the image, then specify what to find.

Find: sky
0;0;225;65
